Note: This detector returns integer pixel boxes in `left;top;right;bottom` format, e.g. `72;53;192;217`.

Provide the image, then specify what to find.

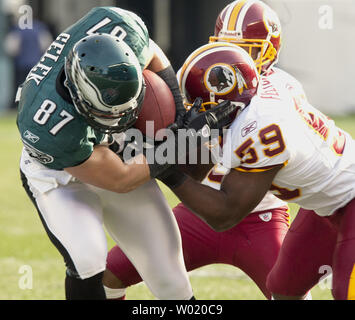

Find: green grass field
1;111;354;300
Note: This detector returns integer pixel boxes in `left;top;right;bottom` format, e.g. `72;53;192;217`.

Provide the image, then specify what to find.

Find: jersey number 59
235;124;285;164
234;124;301;201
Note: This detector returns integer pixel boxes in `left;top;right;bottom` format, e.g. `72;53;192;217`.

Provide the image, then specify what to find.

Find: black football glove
156;165;188;189
111;98;237;179
183;98;237;133
149;99;237;178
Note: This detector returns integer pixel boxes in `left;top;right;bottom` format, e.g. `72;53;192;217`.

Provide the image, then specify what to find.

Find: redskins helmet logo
204;63;248;96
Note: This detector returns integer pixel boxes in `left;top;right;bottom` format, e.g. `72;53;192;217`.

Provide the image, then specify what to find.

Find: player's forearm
172;166;283;231
118;154;152;192
65;146;151;194
179;163;214;182
146;39;171;72
172;178;243;232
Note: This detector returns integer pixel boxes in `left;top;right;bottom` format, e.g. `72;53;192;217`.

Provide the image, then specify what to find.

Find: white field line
188;268;248;279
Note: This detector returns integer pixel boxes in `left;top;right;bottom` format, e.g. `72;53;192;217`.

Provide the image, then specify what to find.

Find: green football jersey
17;7;151;170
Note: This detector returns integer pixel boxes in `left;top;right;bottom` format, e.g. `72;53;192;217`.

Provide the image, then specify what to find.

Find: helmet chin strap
94;117;121;127
263;33;272;58
209;92;216;103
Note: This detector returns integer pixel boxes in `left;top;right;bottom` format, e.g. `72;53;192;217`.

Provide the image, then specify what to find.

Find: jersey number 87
33;99;74;136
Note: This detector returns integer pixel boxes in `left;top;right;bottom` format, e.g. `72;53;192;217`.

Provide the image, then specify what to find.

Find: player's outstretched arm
110;99;237;181
79;98;237;193
65;145;151;194
168;164;283;232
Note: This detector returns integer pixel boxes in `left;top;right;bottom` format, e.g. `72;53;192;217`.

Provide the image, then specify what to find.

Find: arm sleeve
156;65;186;123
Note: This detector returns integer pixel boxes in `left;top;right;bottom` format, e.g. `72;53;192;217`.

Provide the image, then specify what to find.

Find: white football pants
24;175;193;300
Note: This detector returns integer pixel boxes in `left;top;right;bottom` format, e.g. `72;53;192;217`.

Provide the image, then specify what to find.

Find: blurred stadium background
1;0;355;114
0;0;354;300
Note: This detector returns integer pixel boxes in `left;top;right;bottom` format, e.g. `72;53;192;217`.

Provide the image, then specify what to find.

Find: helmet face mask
209;36;277;75
211;0;282;75
64;33;145;133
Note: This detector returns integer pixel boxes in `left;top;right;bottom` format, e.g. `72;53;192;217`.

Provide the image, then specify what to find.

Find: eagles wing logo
22;140;54;164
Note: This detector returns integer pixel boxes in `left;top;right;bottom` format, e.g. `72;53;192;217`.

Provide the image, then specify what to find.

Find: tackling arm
171;165;283;231
81;100;237;193
65;145;151;194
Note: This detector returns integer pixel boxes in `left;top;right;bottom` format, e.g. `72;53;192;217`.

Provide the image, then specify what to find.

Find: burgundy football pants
266;198;355;300
106;203;290;299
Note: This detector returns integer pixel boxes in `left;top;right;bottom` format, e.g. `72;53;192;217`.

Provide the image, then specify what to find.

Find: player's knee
266;268;286;297
102;268;126;289
266;271;276;294
150;272;192;300
266;268;309;299
154;281;192;300
266;275;289;299
70;244;107;279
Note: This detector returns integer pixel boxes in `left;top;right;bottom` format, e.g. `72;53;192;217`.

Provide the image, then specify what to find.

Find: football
134;69;176;138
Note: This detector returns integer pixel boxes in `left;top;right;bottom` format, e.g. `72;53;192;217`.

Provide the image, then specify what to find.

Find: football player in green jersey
16;7;235;300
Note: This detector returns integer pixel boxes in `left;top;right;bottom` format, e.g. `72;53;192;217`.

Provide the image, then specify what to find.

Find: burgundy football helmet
179;42;259;113
210;0;282;74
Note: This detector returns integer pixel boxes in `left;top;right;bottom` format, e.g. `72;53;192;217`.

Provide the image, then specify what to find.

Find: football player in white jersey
103;1;294;300
170;3;355;299
176;49;355;299
209;0;354;300
104;0;355;301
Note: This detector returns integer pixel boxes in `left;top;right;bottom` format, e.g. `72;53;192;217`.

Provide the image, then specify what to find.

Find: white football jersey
178;66;287;213
222;67;355;216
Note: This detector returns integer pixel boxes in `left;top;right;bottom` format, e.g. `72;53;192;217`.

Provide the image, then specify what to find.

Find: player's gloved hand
166;121;180;133
183;98;237;134
174;108;186;130
166;103;188;133
109;131;176;180
108;132;128;155
182;97;203;127
160;98;203;138
112;98;236;179
148;98;237;179
112;133;156;162
156;165;188;189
